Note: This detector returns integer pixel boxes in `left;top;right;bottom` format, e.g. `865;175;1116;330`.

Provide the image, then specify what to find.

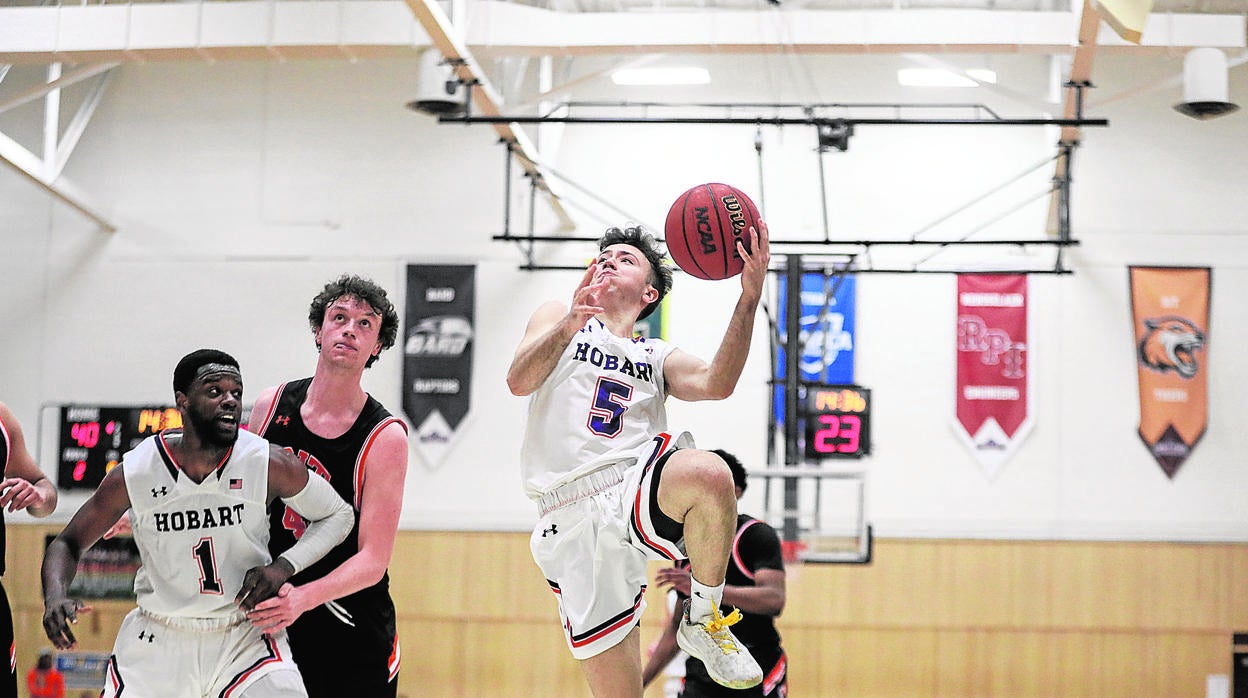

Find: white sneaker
675;600;763;689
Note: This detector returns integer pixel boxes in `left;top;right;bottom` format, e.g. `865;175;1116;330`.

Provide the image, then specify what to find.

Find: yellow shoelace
703;607;745;653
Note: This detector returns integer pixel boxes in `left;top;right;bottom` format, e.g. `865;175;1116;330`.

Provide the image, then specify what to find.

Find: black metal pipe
441;115;1108;127
517;264;1076;274
783;255;802;543
493;234;1080;246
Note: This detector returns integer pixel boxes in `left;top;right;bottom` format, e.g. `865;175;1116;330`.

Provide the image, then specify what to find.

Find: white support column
52;70;114;181
43;62;61;177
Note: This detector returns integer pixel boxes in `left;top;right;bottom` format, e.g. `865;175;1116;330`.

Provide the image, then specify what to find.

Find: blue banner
774;273;856;424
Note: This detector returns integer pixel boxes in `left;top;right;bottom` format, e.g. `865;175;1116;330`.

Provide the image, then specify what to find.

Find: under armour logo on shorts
542;524;558;537
275;415;291;426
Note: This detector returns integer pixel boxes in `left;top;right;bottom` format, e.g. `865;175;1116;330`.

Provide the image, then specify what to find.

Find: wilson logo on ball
665;183;760;281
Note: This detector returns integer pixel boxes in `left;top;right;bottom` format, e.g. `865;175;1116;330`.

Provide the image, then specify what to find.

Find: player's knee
667;450;734;500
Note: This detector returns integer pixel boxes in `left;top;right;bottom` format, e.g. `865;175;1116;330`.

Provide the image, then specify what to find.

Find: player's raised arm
42;465;132;649
506;263;608;396
665;222;770;402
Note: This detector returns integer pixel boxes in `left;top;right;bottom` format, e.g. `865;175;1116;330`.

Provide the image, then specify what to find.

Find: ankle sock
688;577;725;623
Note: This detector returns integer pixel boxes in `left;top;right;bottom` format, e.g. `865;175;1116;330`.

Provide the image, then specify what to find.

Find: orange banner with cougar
1129;266;1210;478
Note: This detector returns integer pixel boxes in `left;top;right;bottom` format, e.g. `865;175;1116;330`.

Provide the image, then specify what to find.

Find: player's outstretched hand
565;262;607;328
246;583;308;635
737;220;770;300
654;565;693;597
236;560;295;612
43;598;91;650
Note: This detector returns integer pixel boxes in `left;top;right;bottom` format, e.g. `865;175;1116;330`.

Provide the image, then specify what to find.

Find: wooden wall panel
6;526;1248;698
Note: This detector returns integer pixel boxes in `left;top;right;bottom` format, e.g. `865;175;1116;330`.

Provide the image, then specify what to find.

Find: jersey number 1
193;537;223;595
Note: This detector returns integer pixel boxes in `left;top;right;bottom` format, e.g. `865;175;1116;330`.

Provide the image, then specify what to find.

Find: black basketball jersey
255;378;405;604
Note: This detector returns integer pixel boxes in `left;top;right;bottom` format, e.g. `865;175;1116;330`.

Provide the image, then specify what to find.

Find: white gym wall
1;51;1245;540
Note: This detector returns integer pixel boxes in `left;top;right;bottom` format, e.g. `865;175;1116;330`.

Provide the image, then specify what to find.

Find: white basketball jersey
520;318;677;497
123;428;272;619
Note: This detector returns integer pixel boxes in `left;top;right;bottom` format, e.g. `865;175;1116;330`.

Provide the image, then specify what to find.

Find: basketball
664;182;762;280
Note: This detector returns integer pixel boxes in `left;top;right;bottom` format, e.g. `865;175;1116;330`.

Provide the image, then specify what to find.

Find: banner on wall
954;274;1031;479
774;273;856;425
404;265;475;469
1129;266;1210;479
633;297;667;340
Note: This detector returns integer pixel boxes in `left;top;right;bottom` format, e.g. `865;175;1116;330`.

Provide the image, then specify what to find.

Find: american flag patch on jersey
229;478;243;489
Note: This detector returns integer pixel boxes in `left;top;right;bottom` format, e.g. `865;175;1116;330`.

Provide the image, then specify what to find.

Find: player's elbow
702;381;737;401
505;367;540;397
329;510;354;546
358;556;391;587
506;374;531;397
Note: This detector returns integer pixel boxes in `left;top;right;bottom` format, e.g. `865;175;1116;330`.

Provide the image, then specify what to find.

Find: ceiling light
897;68;997;88
611;67;710;86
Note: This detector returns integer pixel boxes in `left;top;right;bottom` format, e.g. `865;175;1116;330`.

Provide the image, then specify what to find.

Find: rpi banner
403;265;475;469
774;273;855;425
954;274;1031;479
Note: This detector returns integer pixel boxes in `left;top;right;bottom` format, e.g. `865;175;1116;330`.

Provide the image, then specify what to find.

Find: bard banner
774;273;856;425
954;274;1031;479
403;265;475;469
1129;266;1210;478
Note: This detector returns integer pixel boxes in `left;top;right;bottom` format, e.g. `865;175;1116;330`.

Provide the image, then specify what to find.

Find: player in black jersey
642;450;788;698
245;275;410;698
0;401;59;698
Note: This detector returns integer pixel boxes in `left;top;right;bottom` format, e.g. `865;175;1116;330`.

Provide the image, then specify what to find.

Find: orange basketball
664;183;761;280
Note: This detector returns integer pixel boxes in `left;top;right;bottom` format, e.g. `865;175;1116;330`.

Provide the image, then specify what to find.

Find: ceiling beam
0;61;116;115
1046;0;1100;237
1;3;1243;65
401;0;575;231
0;130;116;233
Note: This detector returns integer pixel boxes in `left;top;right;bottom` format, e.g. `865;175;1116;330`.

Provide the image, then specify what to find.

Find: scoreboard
58;406;181;489
803;385;871;460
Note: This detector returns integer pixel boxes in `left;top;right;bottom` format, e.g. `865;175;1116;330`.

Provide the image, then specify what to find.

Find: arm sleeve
276;474;353;575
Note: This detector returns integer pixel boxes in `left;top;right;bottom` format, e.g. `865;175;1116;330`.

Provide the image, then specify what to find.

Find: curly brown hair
308;275;399;368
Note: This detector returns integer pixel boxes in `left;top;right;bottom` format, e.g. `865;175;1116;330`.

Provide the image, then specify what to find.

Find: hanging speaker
407;49;466;116
1174;48;1240;120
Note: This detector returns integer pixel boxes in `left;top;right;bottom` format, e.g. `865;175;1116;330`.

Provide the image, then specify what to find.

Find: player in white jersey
42;349;354;698
507;223;770;698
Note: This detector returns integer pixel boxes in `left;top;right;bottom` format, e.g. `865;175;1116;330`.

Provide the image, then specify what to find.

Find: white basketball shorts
102;608;306;698
530;431;693;660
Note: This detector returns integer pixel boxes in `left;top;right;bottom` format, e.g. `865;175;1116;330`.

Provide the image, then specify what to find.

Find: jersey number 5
587;377;633;438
